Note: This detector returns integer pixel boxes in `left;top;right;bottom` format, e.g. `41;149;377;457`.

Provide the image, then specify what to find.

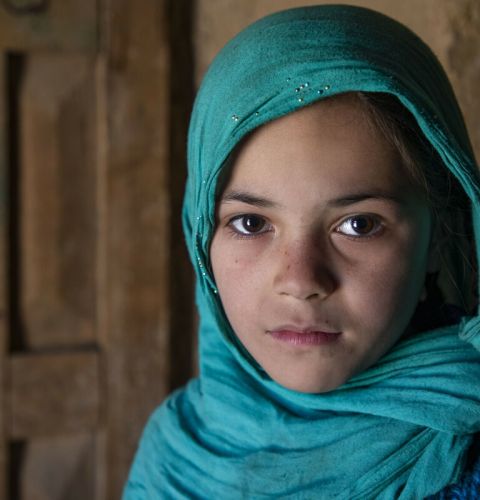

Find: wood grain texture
101;0;171;495
9;351;100;439
18;433;97;500
19;54;98;350
0;0;97;51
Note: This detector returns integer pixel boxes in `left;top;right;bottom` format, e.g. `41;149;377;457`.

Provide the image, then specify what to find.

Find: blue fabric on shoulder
427;436;480;499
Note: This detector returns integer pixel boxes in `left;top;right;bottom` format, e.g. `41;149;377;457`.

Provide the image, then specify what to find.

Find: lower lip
268;330;341;346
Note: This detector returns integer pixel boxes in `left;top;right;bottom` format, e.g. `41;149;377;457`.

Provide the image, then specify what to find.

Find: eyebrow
330;191;404;207
220;190;281;208
220;189;404;208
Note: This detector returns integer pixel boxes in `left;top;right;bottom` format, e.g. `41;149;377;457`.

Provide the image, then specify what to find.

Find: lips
267;325;342;346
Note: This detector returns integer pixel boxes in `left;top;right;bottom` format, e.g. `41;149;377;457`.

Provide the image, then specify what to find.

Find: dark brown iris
351;216;375;234
242;215;265;233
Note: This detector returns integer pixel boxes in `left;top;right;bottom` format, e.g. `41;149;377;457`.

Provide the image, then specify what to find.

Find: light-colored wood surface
20;433;97;500
20;54;98;350
0;0;183;494
100;0;172;495
9;352;100;439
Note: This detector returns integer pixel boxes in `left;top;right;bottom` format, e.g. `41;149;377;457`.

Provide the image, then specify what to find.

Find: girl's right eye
228;214;272;237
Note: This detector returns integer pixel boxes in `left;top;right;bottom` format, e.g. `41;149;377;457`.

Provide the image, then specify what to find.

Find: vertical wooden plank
0;53;9;499
94;52;108;500
19;54;98;350
101;0;171;496
0;2;103;499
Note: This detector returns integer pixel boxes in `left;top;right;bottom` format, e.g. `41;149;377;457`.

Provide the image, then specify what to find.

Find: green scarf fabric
124;5;480;499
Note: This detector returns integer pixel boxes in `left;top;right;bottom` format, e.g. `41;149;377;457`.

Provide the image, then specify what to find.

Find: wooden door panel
9;352;100;439
20;53;98;350
0;0;194;497
19;433;97;500
0;2;103;498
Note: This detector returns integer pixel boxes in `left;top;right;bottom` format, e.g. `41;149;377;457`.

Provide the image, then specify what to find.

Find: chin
273;372;348;394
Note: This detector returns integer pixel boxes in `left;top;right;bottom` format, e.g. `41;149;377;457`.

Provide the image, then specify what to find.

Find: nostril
275;266;336;301
273;238;337;300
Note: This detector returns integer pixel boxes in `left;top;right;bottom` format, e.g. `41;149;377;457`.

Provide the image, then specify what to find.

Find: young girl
124;5;480;498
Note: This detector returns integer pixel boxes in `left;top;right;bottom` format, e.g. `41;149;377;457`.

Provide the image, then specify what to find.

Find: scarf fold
127;326;480;498
124;5;480;499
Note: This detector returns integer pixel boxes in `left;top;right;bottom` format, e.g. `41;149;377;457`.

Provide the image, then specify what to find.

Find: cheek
210;235;264;320
344;230;430;332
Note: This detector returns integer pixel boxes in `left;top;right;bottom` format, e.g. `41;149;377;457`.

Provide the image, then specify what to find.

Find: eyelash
227;214;273;239
226;213;384;240
335;214;384;240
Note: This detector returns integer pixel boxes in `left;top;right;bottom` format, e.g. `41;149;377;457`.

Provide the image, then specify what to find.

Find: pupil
243;215;263;232
352;217;372;233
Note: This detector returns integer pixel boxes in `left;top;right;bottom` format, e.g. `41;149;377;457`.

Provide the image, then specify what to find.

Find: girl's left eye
335;214;383;238
228;214;272;236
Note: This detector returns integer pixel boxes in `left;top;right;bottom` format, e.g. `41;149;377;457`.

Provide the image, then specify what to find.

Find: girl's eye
335;215;383;238
228;214;271;236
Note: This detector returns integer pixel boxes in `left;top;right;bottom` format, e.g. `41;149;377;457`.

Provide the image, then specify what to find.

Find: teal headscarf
124;5;480;499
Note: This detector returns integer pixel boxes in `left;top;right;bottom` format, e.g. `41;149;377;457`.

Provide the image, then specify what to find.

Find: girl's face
210;96;433;393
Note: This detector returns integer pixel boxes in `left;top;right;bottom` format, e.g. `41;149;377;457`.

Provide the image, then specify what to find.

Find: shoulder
122;405;167;499
122;388;190;500
426;434;480;499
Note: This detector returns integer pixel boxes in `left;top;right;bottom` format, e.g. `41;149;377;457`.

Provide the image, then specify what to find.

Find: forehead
221;95;414;201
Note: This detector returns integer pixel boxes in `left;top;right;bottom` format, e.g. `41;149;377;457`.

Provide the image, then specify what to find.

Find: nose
272;236;337;301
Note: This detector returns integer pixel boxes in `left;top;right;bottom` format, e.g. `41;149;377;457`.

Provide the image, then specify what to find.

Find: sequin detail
294;82;311;103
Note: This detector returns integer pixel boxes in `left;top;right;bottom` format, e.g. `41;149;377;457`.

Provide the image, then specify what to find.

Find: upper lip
268;324;341;334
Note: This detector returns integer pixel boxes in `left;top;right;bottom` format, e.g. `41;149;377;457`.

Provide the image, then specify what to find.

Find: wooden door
0;0;195;498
